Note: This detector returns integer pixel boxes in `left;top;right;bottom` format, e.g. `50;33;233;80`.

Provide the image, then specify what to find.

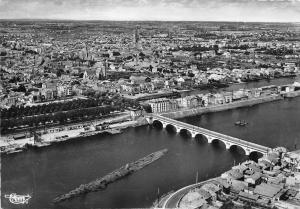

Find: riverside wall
161;95;283;119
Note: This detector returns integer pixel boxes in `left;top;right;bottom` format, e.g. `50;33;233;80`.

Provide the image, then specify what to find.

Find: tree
16;84;27;92
220;200;235;209
56;68;64;77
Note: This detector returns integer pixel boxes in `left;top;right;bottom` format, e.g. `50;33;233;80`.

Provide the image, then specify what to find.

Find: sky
0;0;299;22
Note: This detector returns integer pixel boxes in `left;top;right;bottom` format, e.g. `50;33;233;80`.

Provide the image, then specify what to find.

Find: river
1;78;300;209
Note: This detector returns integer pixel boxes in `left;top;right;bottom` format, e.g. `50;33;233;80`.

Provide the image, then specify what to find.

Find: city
1;1;300;209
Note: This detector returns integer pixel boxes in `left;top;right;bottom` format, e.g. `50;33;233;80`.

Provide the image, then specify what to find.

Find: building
179;95;202;108
57;84;73;97
148;98;177;113
40;88;54;101
253;183;283;200
128;108;144;119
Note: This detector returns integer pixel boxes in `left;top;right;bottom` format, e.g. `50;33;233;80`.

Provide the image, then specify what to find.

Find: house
140;82;155;92
130;75;151;85
238;191;259;202
57;84;73;97
223;92;233;103
233;90;248;101
40;88;54;101
247;163;262;173
221;169;244;181
128;108;144;119
201;183;221;201
228;179;248;194
214;93;225;104
285;173;300;186
121;84;140;94
202;94;217;106
42;80;58;90
245;172;262;185
253;183;283;200
180;95;201;108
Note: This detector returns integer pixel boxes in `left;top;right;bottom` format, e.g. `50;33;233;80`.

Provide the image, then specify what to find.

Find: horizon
0;18;299;24
0;0;300;22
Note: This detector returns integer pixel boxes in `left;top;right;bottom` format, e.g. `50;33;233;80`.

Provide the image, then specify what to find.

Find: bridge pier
145;117;153;125
191;132;198;138
205;136;214;144
244;148;252;156
176;127;182;133
162;123;167;129
225;143;232;150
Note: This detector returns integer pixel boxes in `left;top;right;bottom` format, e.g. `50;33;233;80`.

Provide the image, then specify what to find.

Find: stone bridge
146;114;271;156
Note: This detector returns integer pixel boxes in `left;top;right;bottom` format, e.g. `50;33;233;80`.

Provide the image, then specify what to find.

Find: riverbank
2;90;299;155
162;94;283;119
0;118;140;155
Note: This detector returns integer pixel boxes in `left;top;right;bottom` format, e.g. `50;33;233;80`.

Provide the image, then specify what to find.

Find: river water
2;77;300;209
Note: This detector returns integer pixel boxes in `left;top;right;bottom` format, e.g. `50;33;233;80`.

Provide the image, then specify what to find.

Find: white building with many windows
148;98;177;113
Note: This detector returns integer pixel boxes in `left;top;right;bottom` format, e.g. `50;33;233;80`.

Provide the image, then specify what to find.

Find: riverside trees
0;93;140;133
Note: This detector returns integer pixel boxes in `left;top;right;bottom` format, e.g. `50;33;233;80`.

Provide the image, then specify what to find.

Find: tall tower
81;43;89;60
85;44;89;60
134;25;140;49
103;59;108;79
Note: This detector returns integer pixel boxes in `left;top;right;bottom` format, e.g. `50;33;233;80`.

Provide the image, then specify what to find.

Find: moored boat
235;120;248;126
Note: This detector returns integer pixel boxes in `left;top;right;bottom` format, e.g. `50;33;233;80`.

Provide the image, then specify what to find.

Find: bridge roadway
147;114;271;155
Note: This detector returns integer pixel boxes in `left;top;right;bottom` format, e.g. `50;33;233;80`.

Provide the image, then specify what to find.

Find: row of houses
220;148;300;208
146;85;280;113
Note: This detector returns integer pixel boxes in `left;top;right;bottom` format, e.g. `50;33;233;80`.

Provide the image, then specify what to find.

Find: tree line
1;105;115;134
1;95;139;120
0;94;140;133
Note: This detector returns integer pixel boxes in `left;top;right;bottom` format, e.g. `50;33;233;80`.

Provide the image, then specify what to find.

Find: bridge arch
152;120;164;129
249;151;264;161
229;144;247;155
178;128;192;138
211;138;226;148
165;124;177;133
194;134;210;144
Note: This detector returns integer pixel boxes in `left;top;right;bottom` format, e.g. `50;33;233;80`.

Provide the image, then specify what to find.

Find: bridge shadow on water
152;120;163;129
229;145;246;156
165;124;177;135
210;139;226;151
178;129;192;140
194;134;208;145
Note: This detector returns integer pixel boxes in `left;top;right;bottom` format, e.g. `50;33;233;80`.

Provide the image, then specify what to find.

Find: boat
53;148;168;203
235;120;248;126
6;148;23;154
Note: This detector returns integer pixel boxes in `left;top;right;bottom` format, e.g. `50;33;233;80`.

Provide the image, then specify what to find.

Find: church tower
134;25;140;49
